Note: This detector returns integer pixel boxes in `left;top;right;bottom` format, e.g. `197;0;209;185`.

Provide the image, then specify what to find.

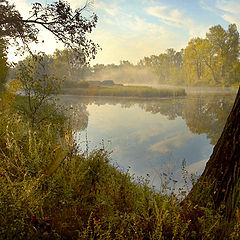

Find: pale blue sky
8;0;240;64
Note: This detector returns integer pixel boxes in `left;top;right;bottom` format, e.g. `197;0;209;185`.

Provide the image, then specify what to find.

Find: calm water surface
62;92;236;188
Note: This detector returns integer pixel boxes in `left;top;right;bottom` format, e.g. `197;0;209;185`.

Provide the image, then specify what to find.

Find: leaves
0;0;99;62
16;52;64;127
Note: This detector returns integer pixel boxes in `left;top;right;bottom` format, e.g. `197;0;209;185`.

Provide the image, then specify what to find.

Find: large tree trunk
185;87;240;219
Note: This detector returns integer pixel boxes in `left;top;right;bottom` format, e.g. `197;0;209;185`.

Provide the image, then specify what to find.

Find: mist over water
85;65;159;84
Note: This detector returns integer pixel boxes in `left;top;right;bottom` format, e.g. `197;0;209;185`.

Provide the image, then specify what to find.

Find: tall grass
62;86;186;98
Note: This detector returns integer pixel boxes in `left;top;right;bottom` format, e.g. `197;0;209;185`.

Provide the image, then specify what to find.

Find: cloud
199;0;217;13
133;125;164;144
216;0;240;14
91;13;182;64
146;5;193;28
200;0;240;29
128;16;165;34
189;25;209;38
216;0;240;29
95;1;120;16
91;29;179;64
90;2;191;64
149;132;194;154
145;5;207;38
185;159;208;174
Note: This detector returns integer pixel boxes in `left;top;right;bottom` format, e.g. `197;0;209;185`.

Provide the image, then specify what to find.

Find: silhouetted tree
0;0;99;62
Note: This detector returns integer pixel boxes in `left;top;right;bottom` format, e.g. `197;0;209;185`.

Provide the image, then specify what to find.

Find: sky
8;0;240;65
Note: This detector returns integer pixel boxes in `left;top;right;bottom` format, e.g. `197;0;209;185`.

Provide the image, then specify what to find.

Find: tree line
137;24;240;86
3;23;240;88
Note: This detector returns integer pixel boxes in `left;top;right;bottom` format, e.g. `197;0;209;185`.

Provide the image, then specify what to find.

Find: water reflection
61;93;236;188
183;94;234;144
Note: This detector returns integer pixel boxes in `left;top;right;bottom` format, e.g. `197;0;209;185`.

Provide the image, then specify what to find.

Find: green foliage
0;0;38;49
139;48;185;85
52;48;92;82
136;24;240;87
182;24;240;86
16;53;66;128
62;85;186;98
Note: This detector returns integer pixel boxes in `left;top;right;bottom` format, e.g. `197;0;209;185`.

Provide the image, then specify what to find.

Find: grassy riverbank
62;85;186;98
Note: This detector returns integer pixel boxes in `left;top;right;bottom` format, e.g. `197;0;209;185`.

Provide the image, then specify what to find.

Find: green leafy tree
165;48;184;84
16;53;64;127
139;49;184;84
183;24;239;86
1;0;98;124
200;38;221;84
183;38;206;85
230;61;240;85
206;24;239;85
183;37;221;85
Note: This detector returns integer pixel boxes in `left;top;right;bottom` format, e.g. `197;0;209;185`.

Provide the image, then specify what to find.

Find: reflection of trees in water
133;94;234;145
138;100;184;120
80;97;185;120
61;93;235;145
183;94;235;145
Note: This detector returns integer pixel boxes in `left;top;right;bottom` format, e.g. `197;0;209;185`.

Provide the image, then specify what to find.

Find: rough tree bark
185;87;240;219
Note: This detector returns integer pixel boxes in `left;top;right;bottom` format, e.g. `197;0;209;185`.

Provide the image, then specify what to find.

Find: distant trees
18;50;158;86
206;24;239;85
7;23;240;88
12;48;93;89
183;38;207;85
138;48;184;84
182;24;239;86
90;24;238;87
51;48;92;86
138;24;240;87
